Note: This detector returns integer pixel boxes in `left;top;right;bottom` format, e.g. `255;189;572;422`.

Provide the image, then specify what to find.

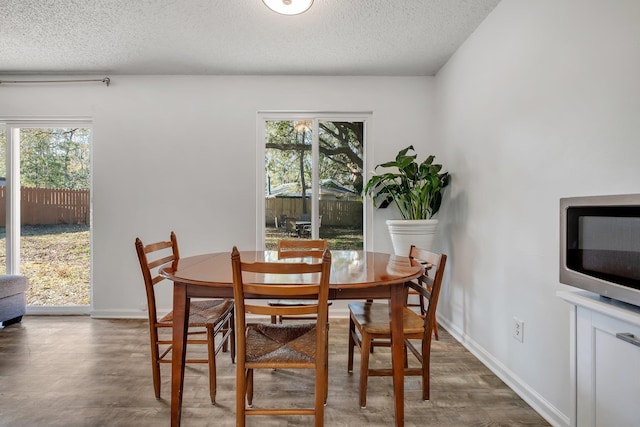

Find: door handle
616;332;640;348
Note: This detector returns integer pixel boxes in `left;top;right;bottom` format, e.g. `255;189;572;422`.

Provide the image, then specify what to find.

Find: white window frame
256;111;374;250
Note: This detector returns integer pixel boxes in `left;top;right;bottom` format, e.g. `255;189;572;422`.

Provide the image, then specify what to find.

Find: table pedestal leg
390;282;405;427
171;283;190;427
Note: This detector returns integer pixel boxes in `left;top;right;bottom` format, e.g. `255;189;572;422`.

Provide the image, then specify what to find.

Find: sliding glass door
1;123;91;310
261;115;366;250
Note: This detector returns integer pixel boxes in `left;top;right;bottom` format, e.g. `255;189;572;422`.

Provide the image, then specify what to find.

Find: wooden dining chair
134;231;235;404
231;246;331;427
407;244;440;340
268;239;331;324
347;248;447;408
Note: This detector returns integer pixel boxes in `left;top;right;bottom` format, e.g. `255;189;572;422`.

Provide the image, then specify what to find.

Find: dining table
161;249;424;427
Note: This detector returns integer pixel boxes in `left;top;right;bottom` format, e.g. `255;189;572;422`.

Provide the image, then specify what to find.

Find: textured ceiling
0;0;500;76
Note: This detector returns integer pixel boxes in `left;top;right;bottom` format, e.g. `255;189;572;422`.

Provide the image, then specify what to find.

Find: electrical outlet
513;317;524;342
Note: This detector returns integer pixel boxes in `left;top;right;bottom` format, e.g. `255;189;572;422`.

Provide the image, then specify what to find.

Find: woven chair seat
160;299;234;327
348;302;424;335
245;323;317;364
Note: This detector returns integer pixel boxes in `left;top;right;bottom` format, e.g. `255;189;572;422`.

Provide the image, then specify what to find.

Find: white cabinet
559;291;640;427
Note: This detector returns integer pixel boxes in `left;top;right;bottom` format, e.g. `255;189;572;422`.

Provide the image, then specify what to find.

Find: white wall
0;75;435;316
432;1;640;426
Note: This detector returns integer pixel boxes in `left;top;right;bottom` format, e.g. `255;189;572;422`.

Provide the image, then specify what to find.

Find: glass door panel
19;127;90;306
264;120;313;248
317;121;363;249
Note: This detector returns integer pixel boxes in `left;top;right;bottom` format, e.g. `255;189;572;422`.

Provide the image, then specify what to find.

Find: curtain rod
0;77;110;86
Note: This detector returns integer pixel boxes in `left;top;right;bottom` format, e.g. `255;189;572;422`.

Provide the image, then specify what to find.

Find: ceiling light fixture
262;0;313;15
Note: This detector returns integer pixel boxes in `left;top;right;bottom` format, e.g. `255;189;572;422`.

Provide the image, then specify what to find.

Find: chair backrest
135;231;179;323
300;213;311;221
230;246;332;354
277;239;327;259
408;245;447;341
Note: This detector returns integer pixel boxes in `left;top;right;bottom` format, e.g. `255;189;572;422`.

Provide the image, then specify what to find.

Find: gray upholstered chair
0;275;28;327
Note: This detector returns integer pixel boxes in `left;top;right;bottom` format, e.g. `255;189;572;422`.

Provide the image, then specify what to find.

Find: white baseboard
436;316;570;427
90;309;149;319
26;305;90;315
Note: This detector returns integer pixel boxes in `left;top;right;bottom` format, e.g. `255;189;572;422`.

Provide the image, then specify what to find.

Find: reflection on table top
162;250;423;289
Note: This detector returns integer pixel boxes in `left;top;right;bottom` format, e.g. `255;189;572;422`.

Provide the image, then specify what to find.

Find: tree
19;128;90;190
265;120;364;203
318;121;364;194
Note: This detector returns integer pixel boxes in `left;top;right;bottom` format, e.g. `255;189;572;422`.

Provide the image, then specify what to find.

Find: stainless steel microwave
560;194;640;307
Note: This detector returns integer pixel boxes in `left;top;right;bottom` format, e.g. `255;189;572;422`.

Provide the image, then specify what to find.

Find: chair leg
359;330;372;408
222;336;228;353
246;368;254;407
149;327;161;399
207;327;217;404
316;348;327;426
270;315;277;324
421;292;439;340
315;382;325;427
221;316;235;361
152;357;161;399
222;319;229;353
404;342;409;368
324;328;329;404
422;342;432;401
229;315;236;364
324;368;329;405
347;316;356;373
365;300;375;354
236;365;246;427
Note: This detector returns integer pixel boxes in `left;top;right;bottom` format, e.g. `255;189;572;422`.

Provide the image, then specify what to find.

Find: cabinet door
577;309;640;427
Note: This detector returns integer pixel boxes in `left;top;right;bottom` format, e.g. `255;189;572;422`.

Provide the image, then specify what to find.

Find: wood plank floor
0;316;550;426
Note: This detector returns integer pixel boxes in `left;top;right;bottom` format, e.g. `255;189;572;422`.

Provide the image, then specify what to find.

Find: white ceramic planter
386;219;439;256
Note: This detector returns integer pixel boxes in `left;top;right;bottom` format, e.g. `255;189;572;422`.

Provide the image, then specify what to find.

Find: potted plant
364;145;450;255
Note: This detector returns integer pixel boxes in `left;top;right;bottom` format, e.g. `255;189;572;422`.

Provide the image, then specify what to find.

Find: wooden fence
0;187;90;225
265;198;362;227
0;189;358;228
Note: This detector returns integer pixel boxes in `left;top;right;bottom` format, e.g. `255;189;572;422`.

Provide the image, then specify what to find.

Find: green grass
0;224;90;306
265;225;363;250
